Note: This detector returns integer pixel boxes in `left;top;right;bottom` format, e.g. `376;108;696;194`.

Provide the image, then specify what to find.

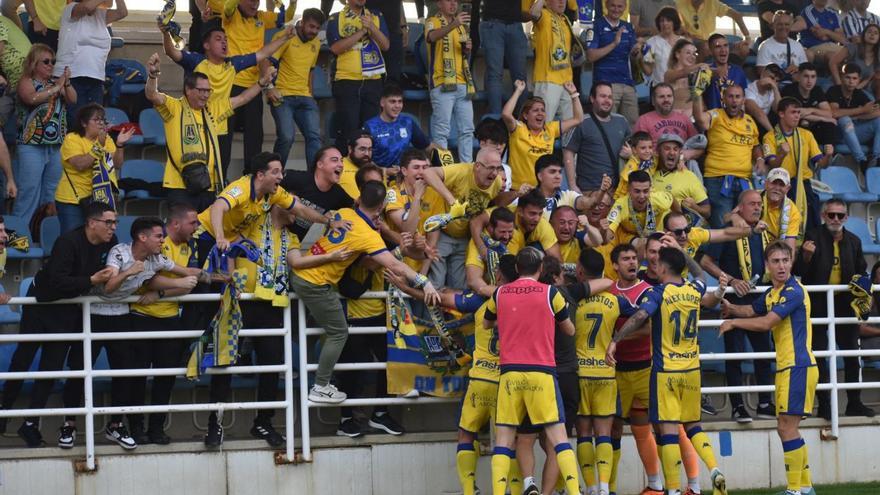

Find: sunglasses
41;58;56;65
826;212;846;220
671;227;692;236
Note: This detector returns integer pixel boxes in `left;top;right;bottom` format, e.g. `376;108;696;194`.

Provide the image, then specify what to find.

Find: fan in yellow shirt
615;132;656;200
606;170;677;245
337;130;375;200
694;84;760;180
760;168;803;251
651;133;711;223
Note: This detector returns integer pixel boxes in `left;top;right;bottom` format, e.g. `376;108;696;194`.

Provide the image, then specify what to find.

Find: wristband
411;273;429;289
569;92;579;99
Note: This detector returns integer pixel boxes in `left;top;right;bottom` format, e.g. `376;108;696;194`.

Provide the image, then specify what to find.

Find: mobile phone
461;2;471;14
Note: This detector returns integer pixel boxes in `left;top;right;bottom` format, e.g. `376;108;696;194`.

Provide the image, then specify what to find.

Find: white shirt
745;80;775;114
54;3;111;81
643;34;678;86
93;243;175;315
756;37;808;72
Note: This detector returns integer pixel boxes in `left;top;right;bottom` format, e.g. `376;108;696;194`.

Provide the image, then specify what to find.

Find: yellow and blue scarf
339;6;386;77
436;15;475;96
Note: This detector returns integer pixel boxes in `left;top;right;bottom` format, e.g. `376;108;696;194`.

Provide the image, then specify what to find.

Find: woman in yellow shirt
56;103;133;233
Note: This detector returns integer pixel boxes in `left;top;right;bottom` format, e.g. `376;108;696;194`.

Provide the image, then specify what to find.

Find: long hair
669;38;696;69
22;43;54;81
857;23;880;67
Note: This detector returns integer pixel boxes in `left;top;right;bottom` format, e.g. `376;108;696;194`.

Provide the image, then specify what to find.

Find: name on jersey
585;294;615;309
579;357;610;368
663;292;700;305
500;285;545;295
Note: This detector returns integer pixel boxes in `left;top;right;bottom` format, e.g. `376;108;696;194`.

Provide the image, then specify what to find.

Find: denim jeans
480;19;528;115
68;77;104;122
704;176;750;230
429;85;474;162
837;115;880;162
13;144;61;221
57;201;85;234
270;95;322;166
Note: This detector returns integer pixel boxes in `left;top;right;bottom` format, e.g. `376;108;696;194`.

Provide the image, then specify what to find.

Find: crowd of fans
0;0;875;463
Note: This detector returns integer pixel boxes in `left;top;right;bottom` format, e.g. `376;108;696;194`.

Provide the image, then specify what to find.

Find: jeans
428;232;468;290
270;95;322;166
704;176;749;230
68;77;104;122
429;85;474;162
289;273;350;387
332;79;383;150
56;201;85;234
480;19;528;115
228;84;264;175
837;116;880;162
13;144;61;221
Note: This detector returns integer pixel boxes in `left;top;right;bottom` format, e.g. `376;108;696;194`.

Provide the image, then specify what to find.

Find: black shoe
146;428;171;445
845;401;876;417
129;423;149;445
368;413;405;435
817;401;832;421
701;394;718;415
732;404;753;423
336;417;363;438
250;421;285;447
58;423;77;449
18;421;44;448
105;423;137;450
205;421;223;448
756;402;776;419
522;482;540;495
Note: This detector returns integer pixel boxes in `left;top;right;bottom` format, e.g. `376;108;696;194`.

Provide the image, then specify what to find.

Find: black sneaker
58;423;77;449
105;423;137;450
147;428;171;445
17;421;44;448
336;417;363;438
701;394;718;415
817;401;832;421
129;423;149;445
756;402;776;419
732;404;753;423
846;401;876;417
368;413;405;435
250;422;285;447
205;421;223;447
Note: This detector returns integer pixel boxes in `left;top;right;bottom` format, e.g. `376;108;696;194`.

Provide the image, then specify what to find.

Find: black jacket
32;227;117;302
794;225;865;317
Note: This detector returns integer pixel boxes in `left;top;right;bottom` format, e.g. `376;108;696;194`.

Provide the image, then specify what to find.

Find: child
614;131;656;199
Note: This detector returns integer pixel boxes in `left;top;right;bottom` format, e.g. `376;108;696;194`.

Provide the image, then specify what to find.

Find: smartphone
461;2;472;14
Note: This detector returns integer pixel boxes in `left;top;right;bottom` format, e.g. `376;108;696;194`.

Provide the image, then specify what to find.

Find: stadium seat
312;66;332;100
104;107;131;127
845;218;880;254
39;216;60;257
3;215;44;260
820;166;878;203
19;276;32;297
138;108;166;148
834;143;870;158
866;168;880;196
115;216;137;244
119;159;165;215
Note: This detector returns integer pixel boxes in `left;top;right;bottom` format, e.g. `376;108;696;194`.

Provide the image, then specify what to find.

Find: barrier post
83;301;96;471
297;298;312;461
283;303;295;462
827;288;839;438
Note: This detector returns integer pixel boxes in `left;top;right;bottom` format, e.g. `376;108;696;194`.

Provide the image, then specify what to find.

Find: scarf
157;0;184;50
736;230;768;283
254;213;291;307
762;192;794;244
850;273;873;321
628;196;656;238
480;232;508;285
576;0;595;24
437;15;475;96
178;101;224;192
549;10;571;71
339;6;386;77
773;125;808;238
185;269;245;379
88;141;117;210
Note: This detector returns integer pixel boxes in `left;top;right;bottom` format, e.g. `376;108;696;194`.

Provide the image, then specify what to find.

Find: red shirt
609;280;653;365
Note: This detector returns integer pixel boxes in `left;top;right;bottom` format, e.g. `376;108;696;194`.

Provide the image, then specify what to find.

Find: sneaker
756;402;777;419
732;404;753;423
105;423;137;450
845;401;876;417
522;482;540;495
147;428;171;445
639;489;664;495
800;487;816;495
129;423;149;445
817;401;832;421
308;383;347;404
17;421;44;448
250;422;285;447
711;468;727;495
205;421;223;447
58;423;76;449
336;417;363;438
701;394;718;416
368;413;405;435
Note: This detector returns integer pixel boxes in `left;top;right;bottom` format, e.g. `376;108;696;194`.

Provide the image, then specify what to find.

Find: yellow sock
577;436;595;488
610;438;621;492
686;426;718;471
491;447;514;495
555;474;565;492
659;434;683;490
554;443;582;495
456;444;478;495
508;456;523;494
595;436;614;484
783;438;806;492
801;443;812;489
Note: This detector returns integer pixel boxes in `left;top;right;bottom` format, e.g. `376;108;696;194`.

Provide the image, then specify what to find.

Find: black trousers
209;301;284;423
366;0;403;83
723;294;774;407
127;313;189;430
218;132;232;180
165;188;216;213
332;79;383;150
812;295;863;405
228;84;264;175
338;314;388;417
789;179;822;234
27;25;58;52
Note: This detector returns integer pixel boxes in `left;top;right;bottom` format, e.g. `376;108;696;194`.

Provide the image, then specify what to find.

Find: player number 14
669;309;698;345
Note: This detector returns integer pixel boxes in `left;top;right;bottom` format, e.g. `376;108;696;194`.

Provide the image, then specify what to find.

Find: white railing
2;285;880;469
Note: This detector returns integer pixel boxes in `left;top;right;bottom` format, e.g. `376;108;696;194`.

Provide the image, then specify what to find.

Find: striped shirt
842;9;880;40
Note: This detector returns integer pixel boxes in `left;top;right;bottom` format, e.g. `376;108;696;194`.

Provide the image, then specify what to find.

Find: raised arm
828;46;848;85
161;29;184;63
587;28;624;63
144;53;166;106
560;81;584;134
106;0;128;24
502;80;526;132
725;8;750;38
422;165;454;205
256;24;295;62
693;94;710;132
530;0;545;20
229;65;276;109
426;10;469;42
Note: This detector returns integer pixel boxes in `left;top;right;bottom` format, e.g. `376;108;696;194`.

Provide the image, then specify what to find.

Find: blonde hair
21;43;54;81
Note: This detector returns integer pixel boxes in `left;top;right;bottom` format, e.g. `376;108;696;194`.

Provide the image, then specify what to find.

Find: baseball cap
767;167;791;185
657;133;684;147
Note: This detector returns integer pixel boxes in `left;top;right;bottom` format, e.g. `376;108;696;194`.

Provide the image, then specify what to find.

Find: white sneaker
308;383;347;404
105;423;137;450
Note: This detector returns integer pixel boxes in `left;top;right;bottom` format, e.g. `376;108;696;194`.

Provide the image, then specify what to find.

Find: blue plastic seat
820;166;878;203
866;167;880;195
119;159;165;200
311;66;332;100
104;107;130;127
115;216;137;244
39;216;60;257
845;217;880;254
19;276;33;296
3;215;44;260
138;108;166;147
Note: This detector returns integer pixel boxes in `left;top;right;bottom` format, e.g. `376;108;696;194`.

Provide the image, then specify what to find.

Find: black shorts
517;370;579;435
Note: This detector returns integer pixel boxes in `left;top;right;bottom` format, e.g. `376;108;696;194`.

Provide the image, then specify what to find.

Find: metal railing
2;285;880;469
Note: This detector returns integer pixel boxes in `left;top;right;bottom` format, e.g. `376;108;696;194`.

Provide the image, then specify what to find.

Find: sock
508;460;523;495
688;477;702;493
491;446;514;495
554;442;581;495
659;434;683;490
456;443;477;495
632;424;661;481
782;438;806;492
595;436;614;485
647;472;663;491
686;426;718;471
577;436;596;488
679;424;701;481
801;443;812;490
609;437;622;493
555;474;565;493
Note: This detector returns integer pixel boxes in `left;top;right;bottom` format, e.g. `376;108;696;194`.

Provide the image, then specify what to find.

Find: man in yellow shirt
529;0;579;123
651;133;711;223
144;53;274;211
606;169;677;244
761;167;803;251
338;129;375;200
675;0;751;57
291;180;440;403
694;84;763;231
266;8;325;166
464;207;516;303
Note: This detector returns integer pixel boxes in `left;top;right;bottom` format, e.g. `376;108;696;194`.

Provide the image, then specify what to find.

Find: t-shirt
630;0;675;30
365;114;431;167
295;208;389;285
436;163;503;238
95;243;176;316
757;0;801;41
575;291;636;378
703;109;760;179
207;0;278;87
761;126;823;180
763;196;803;241
675;0;728;40
842;9;880;39
566;114;631;191
752;276;816;370
508;213;559;254
0;16;30;88
640;279;707;371
130;236;199;318
607;190;674;238
756;37;808;72
271;29;321;97
825;84;871;109
642;34;677;86
177;51;256;135
652;168;708;206
425;15;468;88
57;133;118;204
197;175;296;239
704;63;749;110
54;4;110;81
780;82;826;109
338;157;360;200
280;170;354;240
508;120;561;190
33;0;64;30
799;5;841;48
589;17;637;85
326;8;390;81
609;280;653;365
532;9;573;85
633;110;698;144
746;80;776;114
829;241;842;284
683;226;711;259
615;156;657;199
843;42;877;80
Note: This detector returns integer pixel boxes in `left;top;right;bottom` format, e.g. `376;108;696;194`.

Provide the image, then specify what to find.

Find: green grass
730;482;880;494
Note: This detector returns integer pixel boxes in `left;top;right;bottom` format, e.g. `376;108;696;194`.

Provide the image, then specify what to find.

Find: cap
766;167;791;185
657;133;684;147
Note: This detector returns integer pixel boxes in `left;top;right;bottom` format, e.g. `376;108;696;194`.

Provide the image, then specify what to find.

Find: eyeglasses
477;161;503;173
193;87;213;95
91;218;118;227
826;212;847;220
40;58;56;66
90;117;108;124
670;227;692;237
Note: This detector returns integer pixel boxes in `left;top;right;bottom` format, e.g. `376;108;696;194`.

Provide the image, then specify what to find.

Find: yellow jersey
338;157;360;200
130;236;197;318
684;227;710;259
208;0;279;87
675;0;728;40
762;196;802;242
326;7;388;81
425;15;467;88
57;133;117;204
178;51;258;134
703;109;759;179
505;210;559;254
295;208;389;285
34;0;63;30
595;242;618;281
343;264;386;320
470;301;500;381
532;8;573;85
508;120;561;191
575;291;636;378
752;276;816;370
640;279;707;372
271;29;321;97
197;175;296;239
615;156;657;200
652;168;709;205
607;191;674;238
829;241;841;285
438;163;503;238
761;127;822;181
